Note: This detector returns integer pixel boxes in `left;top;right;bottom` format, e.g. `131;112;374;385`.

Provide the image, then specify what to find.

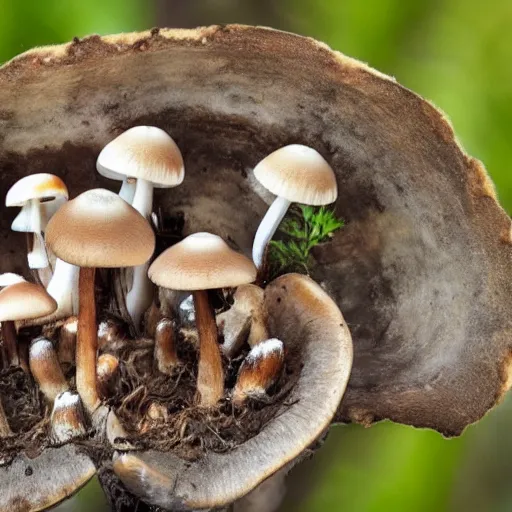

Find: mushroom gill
113;273;352;510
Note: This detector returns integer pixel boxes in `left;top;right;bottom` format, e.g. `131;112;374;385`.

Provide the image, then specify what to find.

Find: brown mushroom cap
0;281;57;321
113;273;352;509
148;232;257;290
45;188;155;268
253;144;337;205
0;26;510;438
0;445;95;511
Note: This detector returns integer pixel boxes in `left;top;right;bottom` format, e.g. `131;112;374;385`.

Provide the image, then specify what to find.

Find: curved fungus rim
0;445;96;512
113;273;353;510
0;25;509;438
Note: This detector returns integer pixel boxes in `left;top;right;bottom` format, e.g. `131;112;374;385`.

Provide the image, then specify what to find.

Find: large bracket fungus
0;24;510;511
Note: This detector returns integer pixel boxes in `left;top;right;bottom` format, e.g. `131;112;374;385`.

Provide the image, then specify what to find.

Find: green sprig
268;205;344;279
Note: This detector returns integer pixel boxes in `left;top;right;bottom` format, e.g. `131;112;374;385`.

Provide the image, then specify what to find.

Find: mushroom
113;273;352;509
232;338;284;404
97;126;185;331
58;315;78;365
29;337;69;403
45;188;155;413
97;353;120;399
0;445;95;512
148;232;257;407
251;145;338;270
0;281;57;367
50;391;87;444
217;284;268;357
154;318;179;375
5;173;68;271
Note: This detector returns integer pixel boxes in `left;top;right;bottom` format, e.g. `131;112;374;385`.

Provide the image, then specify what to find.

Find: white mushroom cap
0;281;57;321
5;173;68;207
149;232;257;291
45;188;155;268
0;273;26;287
253;144;337;205
97;126;184;188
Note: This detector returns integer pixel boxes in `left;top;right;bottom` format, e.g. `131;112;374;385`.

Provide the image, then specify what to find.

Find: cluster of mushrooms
0;126;339;452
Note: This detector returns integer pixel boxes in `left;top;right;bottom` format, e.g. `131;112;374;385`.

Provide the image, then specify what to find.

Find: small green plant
268;205;344;279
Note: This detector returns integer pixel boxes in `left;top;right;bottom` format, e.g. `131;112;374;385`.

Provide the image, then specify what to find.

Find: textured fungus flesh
0;25;510;440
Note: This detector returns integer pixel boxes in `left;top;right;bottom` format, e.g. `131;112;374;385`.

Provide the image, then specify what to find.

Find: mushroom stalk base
78;267;100;413
0;397;11;436
193;290;224;407
252;196;291;269
1;321;18;367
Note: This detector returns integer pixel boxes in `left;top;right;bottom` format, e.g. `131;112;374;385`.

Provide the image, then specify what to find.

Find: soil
0;306;297;467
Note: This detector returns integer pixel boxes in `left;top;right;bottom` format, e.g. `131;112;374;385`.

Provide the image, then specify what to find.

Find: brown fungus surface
0;24;509;448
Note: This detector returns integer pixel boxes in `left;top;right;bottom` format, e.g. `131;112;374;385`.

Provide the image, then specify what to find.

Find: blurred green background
1;0;510;511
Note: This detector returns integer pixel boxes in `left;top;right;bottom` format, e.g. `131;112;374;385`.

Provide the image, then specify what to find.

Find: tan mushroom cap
5;173;68;206
0;281;57;321
97;126;184;187
45;188;155;268
253;144;337;205
149;232;257;290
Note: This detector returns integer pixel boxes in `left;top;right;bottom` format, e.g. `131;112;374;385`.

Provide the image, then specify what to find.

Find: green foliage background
0;1;509;511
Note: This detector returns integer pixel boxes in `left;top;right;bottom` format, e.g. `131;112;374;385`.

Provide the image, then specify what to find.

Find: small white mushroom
5;173;68;270
217;284;268;358
97;126;184;331
251;145;338;269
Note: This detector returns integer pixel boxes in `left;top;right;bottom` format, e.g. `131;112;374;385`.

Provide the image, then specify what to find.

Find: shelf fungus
0;24;510;511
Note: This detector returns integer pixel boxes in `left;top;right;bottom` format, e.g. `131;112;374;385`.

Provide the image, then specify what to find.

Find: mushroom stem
125;261;154;332
0;398;11;436
97;354;120;399
154;318;179;375
58;316;78;365
1;321;18;367
131;178;154;219
29;337;69;403
77;267;100;413
127;178;154;330
193;290;224;406
252;196;291;269
118;178;136;203
12;199;49;269
47;259;80;320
